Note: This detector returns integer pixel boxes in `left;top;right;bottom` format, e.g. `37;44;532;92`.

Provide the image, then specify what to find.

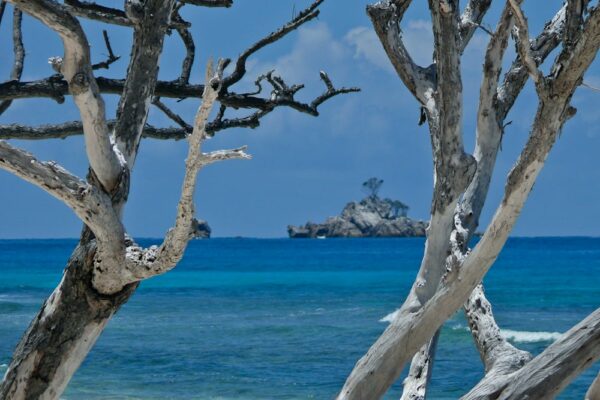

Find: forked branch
7;0;123;192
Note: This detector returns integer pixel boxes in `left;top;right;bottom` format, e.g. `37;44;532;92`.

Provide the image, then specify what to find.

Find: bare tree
337;1;600;399
0;0;357;398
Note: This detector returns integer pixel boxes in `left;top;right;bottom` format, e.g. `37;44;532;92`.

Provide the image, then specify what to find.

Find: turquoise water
0;238;599;399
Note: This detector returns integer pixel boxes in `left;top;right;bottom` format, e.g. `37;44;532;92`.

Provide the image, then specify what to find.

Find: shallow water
0;237;598;399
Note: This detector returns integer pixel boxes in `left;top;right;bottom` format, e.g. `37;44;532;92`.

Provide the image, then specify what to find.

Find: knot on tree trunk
69;71;90;95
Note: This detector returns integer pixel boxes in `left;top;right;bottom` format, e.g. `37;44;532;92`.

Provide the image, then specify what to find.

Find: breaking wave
379;310;399;323
380;316;561;343
500;329;562;343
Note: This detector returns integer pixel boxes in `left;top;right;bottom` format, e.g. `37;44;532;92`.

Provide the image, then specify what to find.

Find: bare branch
311;71;361;111
400;333;439;400
91;30;120;70
460;1;514;237
496;3;567;119
64;0;130;26
221;0;324;89
152;97;193;132
7;0;123;192
0;140;122;246
407;0;475;306
1;68;356;120
172;9;195;84
181;0;232;7
206;108;268;133
338;4;600;397
63;0;189;29
0;121;188;140
551;4;600;91
367;0;435;105
0;1;7;27
464;307;600;399
112;0;177;166
199;145;252;166
0;7;24;116
565;0;591;48
509;0;546;91
0;70;357;142
0;76;205;102
459;0;492;52
464;285;531;373
118;60;250;285
587;371;600;400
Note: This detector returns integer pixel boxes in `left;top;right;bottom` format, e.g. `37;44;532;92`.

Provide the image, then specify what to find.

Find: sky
0;0;599;238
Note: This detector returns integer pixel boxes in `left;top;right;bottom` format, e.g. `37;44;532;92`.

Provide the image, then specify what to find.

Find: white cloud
344;26;395;74
345;20;435;72
247;22;349;87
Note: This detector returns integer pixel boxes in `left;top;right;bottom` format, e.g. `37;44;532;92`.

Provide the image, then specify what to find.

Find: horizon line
1;235;600;240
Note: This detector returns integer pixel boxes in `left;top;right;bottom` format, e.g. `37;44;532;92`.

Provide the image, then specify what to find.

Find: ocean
0;237;598;399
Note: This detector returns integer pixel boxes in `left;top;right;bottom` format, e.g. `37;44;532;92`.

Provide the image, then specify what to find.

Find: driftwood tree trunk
337;1;600;399
0;1;357;398
587;372;600;400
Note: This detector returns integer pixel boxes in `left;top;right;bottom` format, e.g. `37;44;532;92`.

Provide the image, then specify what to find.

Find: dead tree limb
7;0;124;191
338;2;600;399
0;1;356;398
0;7;23;116
587;372;600;400
463;307;600;399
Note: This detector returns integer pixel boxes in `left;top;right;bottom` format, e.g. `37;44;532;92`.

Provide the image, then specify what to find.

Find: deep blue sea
0;238;599;399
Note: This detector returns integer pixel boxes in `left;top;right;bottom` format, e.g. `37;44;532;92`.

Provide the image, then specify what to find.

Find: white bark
400;333;438;400
508;0;545;90
366;1;434;104
0;140;128;280
7;0;123;192
463;307;600;399
0;241;132;400
90;60;250;294
464;285;530;374
1;2;349;398
401;4;525;396
587;372;600;400
338;3;600;398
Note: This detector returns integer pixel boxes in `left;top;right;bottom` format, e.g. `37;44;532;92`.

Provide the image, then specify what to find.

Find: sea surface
0;237;599;399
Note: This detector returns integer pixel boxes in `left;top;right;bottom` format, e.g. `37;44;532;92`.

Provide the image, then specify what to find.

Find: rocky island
192;218;211;239
288;178;427;238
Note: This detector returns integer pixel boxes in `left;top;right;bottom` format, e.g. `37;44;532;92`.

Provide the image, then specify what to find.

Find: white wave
501;329;562;343
379;310;399;323
450;324;468;331
380;316;561;344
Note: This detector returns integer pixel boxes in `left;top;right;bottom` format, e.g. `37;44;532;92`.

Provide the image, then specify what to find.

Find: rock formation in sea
288;195;427;238
192;218;211;239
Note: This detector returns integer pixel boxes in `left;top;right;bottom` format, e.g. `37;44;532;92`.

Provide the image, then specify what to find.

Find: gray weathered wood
338;2;600;399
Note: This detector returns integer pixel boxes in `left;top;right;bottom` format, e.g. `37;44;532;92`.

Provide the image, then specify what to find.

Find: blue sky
1;0;599;238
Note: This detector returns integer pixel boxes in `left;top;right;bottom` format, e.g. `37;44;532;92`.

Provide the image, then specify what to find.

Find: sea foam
501;329;562;343
379;310;399;323
380;314;562;343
